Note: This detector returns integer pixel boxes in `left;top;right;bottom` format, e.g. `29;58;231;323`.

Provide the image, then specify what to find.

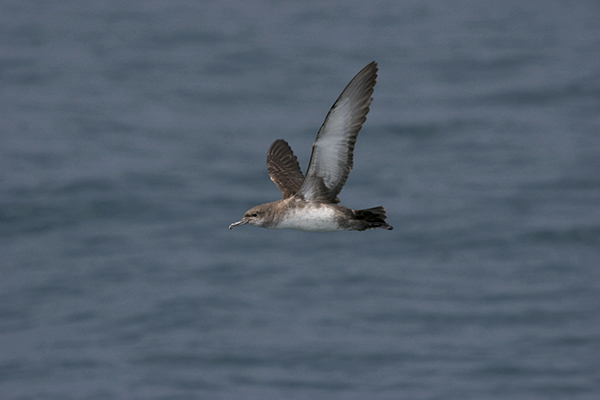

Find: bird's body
264;199;342;232
229;62;393;232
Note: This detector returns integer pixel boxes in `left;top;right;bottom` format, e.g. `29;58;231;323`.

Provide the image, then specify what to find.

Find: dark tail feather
353;206;393;231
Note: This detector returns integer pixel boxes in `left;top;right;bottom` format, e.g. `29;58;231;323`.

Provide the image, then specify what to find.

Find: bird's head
229;203;273;230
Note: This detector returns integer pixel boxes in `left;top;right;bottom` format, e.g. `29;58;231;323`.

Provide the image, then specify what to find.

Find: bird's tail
352;206;393;231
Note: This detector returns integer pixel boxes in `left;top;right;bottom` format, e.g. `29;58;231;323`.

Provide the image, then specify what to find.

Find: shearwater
229;61;393;232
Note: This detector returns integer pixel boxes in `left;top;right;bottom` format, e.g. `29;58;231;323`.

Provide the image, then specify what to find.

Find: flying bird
229;61;392;232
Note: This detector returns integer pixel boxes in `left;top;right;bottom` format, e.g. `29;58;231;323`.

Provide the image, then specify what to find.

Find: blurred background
1;1;599;399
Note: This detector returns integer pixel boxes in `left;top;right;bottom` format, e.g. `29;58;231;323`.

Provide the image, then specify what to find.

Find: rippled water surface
1;1;599;399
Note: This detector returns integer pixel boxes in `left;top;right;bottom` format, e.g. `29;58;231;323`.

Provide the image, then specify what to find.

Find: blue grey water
1;1;599;399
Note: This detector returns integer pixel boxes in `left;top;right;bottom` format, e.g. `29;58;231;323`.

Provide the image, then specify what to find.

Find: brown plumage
229;62;393;232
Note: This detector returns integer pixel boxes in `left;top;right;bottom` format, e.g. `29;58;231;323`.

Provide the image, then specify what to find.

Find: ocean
1;1;599;399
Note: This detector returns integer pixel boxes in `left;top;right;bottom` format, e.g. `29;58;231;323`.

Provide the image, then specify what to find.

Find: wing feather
296;62;377;202
267;139;305;199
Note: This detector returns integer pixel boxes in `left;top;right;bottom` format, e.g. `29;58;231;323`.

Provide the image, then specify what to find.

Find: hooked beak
229;219;249;230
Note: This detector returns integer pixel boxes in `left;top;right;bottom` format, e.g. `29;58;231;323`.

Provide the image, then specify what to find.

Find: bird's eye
251;213;258;217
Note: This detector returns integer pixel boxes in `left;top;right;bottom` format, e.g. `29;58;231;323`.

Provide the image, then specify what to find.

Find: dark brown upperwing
266;139;305;199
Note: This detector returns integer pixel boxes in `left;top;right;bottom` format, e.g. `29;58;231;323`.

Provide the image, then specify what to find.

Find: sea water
1;1;599;399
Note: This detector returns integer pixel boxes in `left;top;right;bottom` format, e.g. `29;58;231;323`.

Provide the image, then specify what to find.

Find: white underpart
274;205;342;232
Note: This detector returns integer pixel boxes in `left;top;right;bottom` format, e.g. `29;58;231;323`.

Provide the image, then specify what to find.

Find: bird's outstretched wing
267;139;305;199
296;62;377;202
